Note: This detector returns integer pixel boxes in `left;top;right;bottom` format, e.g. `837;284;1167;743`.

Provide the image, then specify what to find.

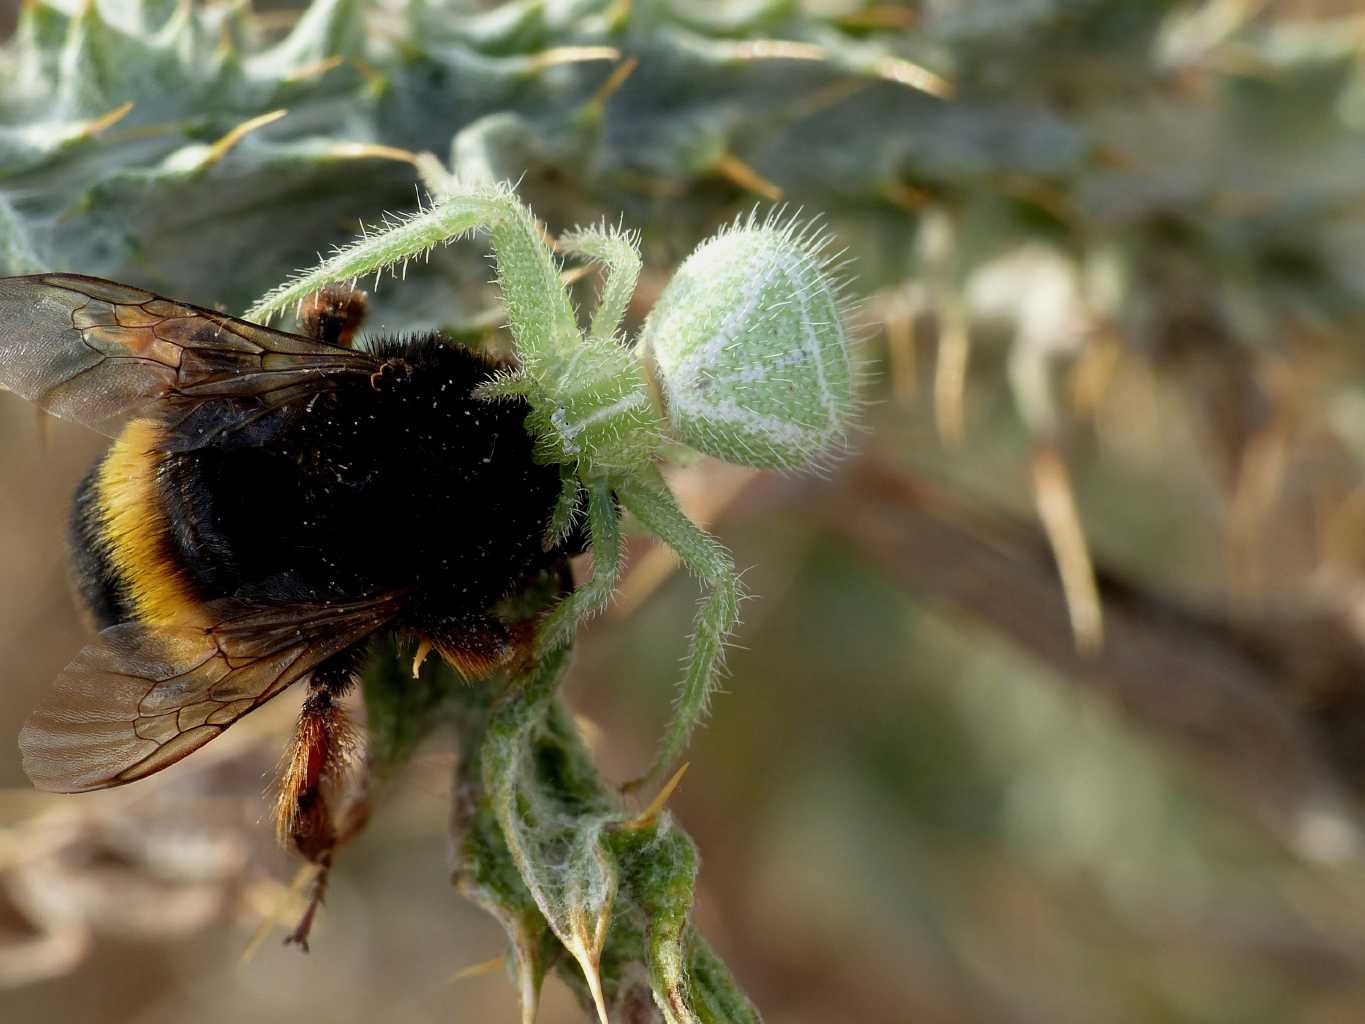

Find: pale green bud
639;213;857;470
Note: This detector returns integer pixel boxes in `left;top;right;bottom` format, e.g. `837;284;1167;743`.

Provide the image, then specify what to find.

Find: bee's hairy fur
70;332;582;663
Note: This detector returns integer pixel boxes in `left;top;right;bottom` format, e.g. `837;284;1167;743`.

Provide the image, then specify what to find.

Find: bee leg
285;856;330;953
284;784;376;953
276;659;361;952
285;760;376;952
298;284;368;348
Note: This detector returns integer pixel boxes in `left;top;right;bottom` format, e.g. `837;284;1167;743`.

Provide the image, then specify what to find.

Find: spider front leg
558;223;642;342
614;467;743;789
535;476;623;657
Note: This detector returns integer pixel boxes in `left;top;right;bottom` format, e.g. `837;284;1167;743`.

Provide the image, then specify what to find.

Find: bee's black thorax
72;333;573;653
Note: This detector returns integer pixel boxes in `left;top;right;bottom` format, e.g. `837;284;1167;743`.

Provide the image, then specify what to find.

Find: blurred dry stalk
794;454;1365;849
0;706;295;987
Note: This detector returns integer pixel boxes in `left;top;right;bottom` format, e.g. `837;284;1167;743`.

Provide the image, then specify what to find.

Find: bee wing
19;593;404;793
0;274;378;437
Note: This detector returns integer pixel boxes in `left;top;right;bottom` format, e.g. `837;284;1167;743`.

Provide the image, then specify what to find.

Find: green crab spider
248;161;856;784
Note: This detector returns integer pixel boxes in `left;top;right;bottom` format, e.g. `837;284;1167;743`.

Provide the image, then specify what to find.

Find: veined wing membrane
0;274;378;437
19;593;404;793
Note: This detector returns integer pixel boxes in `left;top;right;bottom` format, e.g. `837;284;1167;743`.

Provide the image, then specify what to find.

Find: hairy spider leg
558;224;642;342
544;466;585;549
615;468;742;791
535;478;622;657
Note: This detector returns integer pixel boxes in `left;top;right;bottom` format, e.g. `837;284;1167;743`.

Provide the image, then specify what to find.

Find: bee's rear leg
275;655;370;952
298;284;368;348
285;774;375;952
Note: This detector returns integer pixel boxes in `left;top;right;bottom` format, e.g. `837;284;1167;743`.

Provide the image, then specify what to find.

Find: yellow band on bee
95;419;206;628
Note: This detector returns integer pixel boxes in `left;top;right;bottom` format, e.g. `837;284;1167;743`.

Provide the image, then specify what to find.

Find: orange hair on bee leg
274;687;359;859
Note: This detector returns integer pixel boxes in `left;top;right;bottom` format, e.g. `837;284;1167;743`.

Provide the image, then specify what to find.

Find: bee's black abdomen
67;468;134;629
156;447;241;597
153;332;572;641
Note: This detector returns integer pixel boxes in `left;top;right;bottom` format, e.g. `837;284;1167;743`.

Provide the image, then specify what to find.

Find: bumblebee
0;274;582;938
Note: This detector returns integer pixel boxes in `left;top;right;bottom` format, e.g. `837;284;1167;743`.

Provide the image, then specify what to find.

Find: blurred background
6;0;1365;1021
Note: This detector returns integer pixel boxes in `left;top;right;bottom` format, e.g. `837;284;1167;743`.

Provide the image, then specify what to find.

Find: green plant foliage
368;632;759;1023
0;0;956;314
5;0;1358;358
